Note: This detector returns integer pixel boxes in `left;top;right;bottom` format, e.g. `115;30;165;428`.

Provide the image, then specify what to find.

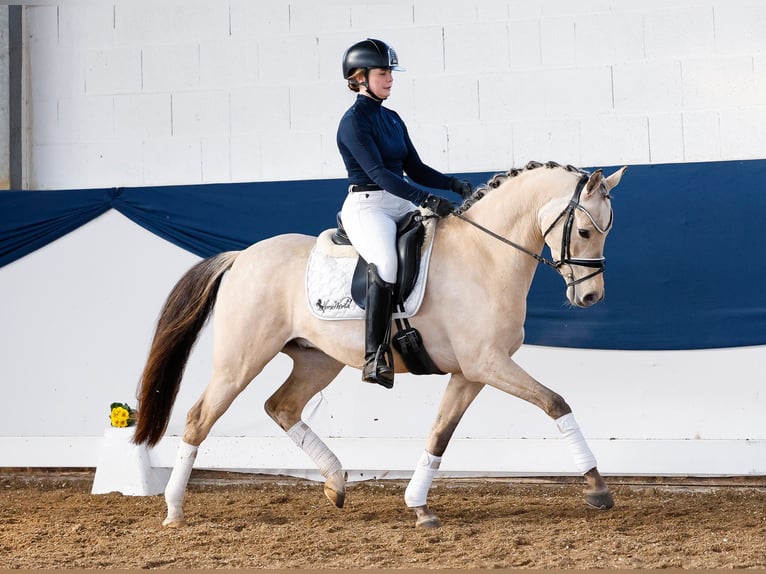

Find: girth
332;210;425;309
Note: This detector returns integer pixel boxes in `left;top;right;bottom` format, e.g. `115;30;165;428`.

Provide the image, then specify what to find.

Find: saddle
331;210;425;310
331;210;444;376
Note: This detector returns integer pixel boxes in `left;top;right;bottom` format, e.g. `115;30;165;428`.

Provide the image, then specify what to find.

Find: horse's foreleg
406;373;484;528
265;346;346;508
470;355;613;510
556;412;613;508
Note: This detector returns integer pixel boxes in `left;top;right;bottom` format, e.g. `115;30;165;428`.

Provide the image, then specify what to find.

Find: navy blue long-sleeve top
336;95;453;205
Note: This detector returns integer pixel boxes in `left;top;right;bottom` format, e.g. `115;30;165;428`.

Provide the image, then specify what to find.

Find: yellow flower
109;403;137;428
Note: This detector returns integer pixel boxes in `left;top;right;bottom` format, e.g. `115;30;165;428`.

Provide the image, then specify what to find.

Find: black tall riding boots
362;263;395;389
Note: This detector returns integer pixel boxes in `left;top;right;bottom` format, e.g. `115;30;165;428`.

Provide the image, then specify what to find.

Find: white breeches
340;189;414;284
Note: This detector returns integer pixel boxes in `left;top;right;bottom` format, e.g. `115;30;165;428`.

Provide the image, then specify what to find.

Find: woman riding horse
133;159;626;529
337;38;474;388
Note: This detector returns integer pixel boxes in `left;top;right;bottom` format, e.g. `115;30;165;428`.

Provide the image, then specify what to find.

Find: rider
337;38;474;389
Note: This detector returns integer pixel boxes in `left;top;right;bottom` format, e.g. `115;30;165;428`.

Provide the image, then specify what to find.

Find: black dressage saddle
331;210;425;310
331;210;444;376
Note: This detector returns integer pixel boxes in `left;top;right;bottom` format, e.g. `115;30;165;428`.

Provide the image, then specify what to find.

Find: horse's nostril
581;292;598;306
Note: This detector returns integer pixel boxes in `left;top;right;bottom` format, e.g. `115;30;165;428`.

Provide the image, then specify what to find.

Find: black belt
348;184;382;193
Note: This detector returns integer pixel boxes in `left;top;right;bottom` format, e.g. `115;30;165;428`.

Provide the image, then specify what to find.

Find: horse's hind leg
163;331;286;527
162;363;268;527
265;344;346;508
405;373;485;528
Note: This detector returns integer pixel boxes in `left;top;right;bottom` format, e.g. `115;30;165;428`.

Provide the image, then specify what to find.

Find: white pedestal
91;427;171;496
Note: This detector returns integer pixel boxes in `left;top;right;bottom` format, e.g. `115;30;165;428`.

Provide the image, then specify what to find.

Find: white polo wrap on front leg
404;450;442;508
165;441;198;514
556;412;597;474
286;421;342;478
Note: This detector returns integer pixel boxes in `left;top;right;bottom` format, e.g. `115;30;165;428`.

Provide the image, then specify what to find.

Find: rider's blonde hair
347;69;365;92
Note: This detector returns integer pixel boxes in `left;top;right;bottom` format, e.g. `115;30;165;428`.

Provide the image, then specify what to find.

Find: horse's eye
578;229;591;239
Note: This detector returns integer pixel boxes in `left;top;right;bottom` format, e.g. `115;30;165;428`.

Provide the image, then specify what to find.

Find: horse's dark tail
133;251;240;447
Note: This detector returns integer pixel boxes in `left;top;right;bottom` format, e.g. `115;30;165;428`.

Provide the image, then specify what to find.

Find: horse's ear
584;169;603;196
604;166;627;193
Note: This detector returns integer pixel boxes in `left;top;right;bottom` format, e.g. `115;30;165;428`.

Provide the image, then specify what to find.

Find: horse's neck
476;169;574;237
468;175;545;248
459;169;571;281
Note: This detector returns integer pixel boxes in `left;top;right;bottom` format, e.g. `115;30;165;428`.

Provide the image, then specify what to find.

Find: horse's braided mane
455;160;589;215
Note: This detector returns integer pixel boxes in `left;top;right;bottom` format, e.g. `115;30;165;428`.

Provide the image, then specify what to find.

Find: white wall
4;1;766;477
24;0;766;189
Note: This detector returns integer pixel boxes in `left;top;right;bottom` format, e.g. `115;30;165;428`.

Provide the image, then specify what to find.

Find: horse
133;160;627;529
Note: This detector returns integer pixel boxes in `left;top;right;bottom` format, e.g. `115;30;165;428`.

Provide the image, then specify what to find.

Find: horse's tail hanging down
133;251;240;447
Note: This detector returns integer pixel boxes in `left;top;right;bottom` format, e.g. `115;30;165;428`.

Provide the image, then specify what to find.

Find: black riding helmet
342;38;405;79
342;39;405;101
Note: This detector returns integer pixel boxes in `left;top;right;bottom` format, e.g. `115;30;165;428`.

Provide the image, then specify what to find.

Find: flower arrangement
109;402;137;428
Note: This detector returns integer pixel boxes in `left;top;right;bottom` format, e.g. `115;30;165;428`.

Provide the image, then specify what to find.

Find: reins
454;212;557;268
453;174;612;288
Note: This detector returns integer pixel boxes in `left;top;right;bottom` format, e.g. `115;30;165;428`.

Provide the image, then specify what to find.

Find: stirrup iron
363;344;395;389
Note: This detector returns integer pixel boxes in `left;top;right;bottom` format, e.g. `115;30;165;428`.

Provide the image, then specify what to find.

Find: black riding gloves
450;177;474;200
421;194;454;217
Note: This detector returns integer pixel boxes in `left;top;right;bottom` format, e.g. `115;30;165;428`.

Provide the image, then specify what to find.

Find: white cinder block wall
24;0;766;190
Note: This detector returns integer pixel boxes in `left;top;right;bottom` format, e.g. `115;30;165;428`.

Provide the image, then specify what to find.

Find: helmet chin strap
351;70;386;101
361;84;385;101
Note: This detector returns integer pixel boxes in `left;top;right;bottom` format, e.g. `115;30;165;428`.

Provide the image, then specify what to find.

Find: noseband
455;174;613;287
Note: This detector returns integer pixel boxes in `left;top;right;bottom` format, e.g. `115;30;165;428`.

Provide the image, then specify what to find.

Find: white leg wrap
556;412;597;474
164;441;197;520
286;421;342;478
404;450;442;508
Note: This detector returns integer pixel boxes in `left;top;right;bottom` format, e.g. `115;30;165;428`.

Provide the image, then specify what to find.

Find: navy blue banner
522;160;765;351
1;159;764;351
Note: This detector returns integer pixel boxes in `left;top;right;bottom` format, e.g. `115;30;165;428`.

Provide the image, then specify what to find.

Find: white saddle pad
305;220;435;321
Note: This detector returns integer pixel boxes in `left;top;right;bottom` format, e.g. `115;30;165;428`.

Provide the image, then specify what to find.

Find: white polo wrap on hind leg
404;450;442;508
556;412;597;474
287;421;342;478
164;441;198;518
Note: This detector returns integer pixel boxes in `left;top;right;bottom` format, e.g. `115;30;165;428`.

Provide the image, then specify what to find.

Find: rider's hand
421;194;454;217
450;177;474;200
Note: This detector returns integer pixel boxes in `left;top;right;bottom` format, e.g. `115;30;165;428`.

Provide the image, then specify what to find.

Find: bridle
454;174;613;288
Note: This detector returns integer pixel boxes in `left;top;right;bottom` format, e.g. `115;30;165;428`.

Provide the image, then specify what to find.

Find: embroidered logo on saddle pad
305;220;436;321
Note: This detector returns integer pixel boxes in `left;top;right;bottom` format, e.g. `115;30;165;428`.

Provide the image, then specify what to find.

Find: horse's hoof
413;505;442;529
323;471;347;509
162;517;187;528
323;485;345;508
416;515;442;529
585;489;614;510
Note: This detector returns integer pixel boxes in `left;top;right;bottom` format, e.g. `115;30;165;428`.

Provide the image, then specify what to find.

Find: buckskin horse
133;160;626;528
